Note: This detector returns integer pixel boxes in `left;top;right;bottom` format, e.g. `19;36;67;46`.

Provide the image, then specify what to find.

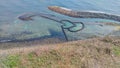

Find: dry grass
0;37;120;68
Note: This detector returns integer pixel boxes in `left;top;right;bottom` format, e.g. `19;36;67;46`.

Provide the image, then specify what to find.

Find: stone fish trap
18;6;120;41
0;6;120;43
18;13;85;41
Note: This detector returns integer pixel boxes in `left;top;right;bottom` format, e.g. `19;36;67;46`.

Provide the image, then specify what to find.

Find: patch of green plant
26;50;63;68
113;46;120;56
2;55;20;68
28;52;36;60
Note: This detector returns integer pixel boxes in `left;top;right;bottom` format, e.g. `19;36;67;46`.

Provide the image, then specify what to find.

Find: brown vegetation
0;37;120;68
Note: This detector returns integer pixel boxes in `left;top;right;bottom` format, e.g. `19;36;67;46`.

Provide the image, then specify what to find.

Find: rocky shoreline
48;6;120;22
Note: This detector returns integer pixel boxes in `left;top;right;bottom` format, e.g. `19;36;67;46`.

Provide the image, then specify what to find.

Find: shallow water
0;0;120;42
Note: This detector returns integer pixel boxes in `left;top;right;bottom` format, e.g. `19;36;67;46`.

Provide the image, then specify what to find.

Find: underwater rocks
18;13;36;21
48;6;120;22
18;13;56;21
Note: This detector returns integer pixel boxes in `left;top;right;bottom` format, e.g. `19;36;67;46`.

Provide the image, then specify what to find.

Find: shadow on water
0;29;66;43
0;29;67;49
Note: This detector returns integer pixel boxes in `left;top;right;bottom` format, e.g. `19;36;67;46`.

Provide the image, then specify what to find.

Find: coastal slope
0;37;120;68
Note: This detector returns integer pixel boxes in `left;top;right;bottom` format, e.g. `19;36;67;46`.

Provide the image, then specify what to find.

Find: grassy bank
0;37;120;68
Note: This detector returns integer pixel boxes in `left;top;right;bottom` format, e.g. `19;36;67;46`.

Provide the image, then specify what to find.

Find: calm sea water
0;0;120;42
